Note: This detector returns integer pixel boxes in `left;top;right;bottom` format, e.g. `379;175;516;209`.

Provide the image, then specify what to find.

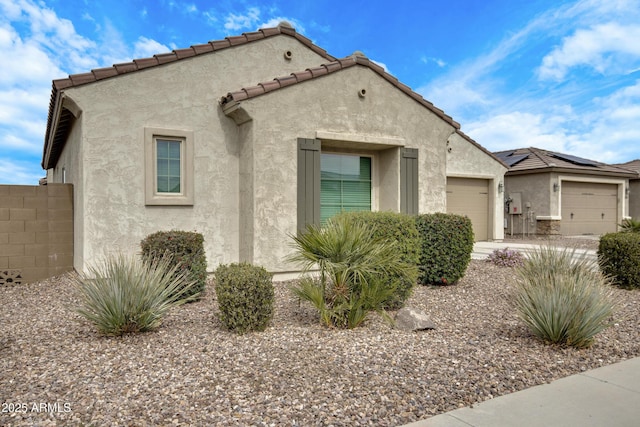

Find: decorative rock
395;307;436;331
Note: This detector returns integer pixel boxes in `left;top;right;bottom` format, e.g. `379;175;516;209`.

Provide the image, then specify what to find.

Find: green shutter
297;138;321;232
401;148;418;214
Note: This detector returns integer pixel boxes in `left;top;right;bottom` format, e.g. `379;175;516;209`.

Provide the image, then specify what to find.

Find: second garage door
561;181;618;235
447;177;489;241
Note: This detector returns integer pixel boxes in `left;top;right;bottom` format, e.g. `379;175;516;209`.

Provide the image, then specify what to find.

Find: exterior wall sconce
553;182;560;192
498;181;504;193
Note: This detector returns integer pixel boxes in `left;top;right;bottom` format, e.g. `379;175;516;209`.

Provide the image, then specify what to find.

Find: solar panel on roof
551;153;598;167
494;151;515;160
503;153;529;167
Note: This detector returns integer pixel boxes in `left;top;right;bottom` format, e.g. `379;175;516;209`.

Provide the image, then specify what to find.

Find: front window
320;153;372;223
156;139;182;193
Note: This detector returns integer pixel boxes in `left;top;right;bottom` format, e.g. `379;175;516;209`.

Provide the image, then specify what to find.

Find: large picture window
320;153;372;223
145;127;194;205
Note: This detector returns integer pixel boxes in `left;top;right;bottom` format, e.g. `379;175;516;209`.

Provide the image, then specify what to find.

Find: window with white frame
144;127;194;205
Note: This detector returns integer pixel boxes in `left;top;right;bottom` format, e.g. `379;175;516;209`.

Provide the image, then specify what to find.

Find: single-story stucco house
495;147;638;236
42;23;506;278
616;159;640;220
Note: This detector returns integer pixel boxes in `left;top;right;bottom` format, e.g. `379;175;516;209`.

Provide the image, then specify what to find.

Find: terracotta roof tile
133;57;158;69
191;43;213;54
154;52;177;64
43;24;337;169
69;72;95;86
92;67;119;80
113;62;137;73
173;48;196;59
220;56;460;130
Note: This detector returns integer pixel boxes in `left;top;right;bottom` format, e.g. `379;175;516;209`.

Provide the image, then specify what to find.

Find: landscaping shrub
214;263;274;334
415;213;474;285
72;253;199;336
288;215;412;328
487;247;525;268
140;230;207;299
618;218;640;233
515;246;615;348
335;211;419;308
598;232;640;289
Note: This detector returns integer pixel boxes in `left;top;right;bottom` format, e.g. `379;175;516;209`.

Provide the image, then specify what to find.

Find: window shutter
297;138;321;232
401;148;419;214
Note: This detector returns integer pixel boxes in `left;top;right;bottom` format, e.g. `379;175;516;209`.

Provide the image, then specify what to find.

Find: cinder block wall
0;184;73;285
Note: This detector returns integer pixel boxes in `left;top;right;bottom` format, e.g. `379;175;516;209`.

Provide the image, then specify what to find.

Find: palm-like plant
514;246;615;348
72;253;200;336
619;218;640;233
288;215;415;328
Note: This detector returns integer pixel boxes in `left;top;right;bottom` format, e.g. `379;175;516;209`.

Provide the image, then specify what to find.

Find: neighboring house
495;147;637;236
42;23;505;278
616;159;640;220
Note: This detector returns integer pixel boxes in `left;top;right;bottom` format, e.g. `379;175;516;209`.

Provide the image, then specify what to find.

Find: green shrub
515;246;615;348
415;213;474;285
598;232;640;289
487;247;525;268
618;218;640;233
141;230;207;299
288;215;413;328
335;211;419;308
72;253;199;336
214;263;274;334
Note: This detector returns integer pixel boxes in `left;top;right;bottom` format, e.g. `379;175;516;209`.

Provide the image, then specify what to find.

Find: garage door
561;181;617;235
447;178;489;241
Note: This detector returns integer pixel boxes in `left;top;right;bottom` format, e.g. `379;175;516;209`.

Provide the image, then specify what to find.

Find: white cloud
0;158;44;184
538;23;640;80
421;56;446;68
259;17;305;33
224;7;260;31
133;36;171;58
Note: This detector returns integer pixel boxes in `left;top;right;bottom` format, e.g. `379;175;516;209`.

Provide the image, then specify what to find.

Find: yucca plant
514;246;615;348
72;253;200;336
288;215;414;329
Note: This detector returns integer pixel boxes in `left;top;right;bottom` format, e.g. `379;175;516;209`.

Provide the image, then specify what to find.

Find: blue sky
1;0;640;184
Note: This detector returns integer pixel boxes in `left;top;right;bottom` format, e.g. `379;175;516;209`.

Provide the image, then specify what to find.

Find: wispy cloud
224;7;260;31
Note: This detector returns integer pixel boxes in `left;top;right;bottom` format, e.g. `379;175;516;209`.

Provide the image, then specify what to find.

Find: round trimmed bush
598;232;640;289
416;213;474;285
214;263;274;334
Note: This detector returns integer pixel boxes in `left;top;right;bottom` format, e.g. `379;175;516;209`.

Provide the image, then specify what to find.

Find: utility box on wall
509;192;522;214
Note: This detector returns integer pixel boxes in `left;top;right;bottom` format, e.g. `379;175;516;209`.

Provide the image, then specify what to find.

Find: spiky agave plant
288;215;413;328
514;245;615;348
72;253;200;335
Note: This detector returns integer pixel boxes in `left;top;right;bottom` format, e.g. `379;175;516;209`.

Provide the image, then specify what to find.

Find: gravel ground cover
1;238;638;426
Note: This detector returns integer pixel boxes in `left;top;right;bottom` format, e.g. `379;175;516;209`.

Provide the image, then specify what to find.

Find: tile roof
495;147;639;177
614;159;640;178
42;23;336;169
454;130;508;168
219;53;460;129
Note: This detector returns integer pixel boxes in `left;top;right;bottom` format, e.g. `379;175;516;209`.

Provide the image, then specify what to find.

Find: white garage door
561;181;617;235
447;178;489;241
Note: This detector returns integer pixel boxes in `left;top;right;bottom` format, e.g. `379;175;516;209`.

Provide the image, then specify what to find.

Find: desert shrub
288;215;412;329
618;218;640;233
72;253;198;336
214;263;274;334
141;230;207;299
487;247;525;268
515;246;615;348
415;213;474;285
335;211;419;308
598;232;640;289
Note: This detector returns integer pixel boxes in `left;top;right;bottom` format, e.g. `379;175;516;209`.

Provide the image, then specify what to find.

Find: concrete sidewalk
403;357;640;427
472;241;597;262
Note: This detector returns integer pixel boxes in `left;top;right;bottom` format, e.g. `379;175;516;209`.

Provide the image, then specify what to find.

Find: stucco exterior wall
503;173;551;235
445;132;507;240
48;35;331;273
228;65;456;272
